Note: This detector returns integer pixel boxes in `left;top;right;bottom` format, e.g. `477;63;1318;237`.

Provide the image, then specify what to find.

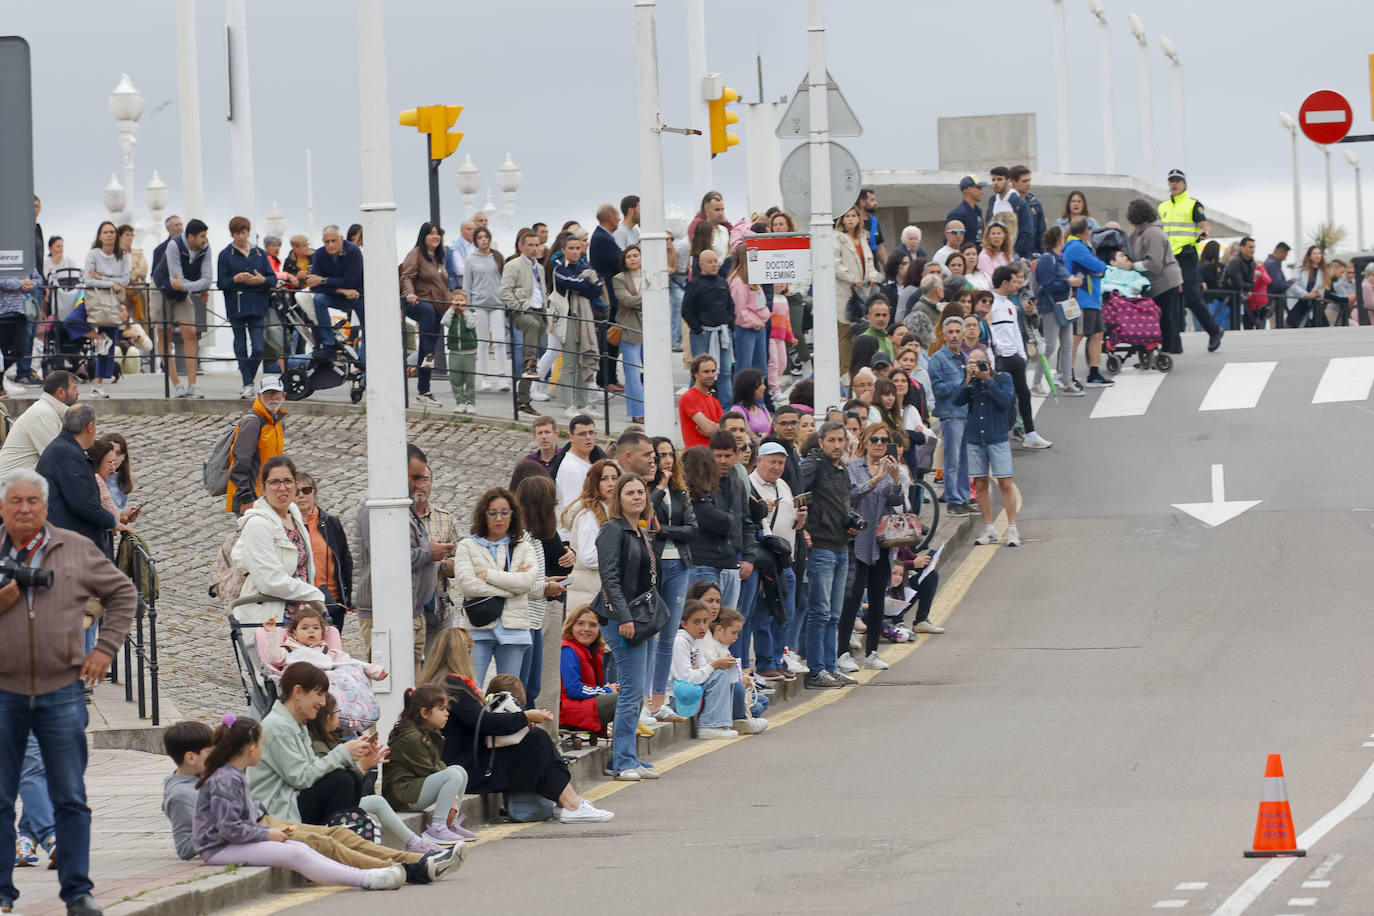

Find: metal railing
110;537;161;725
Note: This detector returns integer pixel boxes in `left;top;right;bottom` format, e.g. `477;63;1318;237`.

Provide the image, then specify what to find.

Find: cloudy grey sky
13;0;1374;257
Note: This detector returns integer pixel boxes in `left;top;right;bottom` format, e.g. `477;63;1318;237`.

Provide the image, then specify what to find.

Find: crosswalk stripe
1089;371;1167;418
1312;355;1374;403
1199;361;1277;411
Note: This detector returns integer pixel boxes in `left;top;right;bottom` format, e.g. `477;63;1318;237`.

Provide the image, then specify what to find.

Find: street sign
745;234;811;284
779;141;862;220
1299;89;1353;145
0;37;34;277
775;71;862;139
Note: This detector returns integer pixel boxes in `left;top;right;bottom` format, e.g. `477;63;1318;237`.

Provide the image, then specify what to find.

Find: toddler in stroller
1100;251;1173;375
257;606;387;733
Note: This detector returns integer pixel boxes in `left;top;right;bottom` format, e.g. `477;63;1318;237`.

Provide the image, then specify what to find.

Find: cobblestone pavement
115;410;543;721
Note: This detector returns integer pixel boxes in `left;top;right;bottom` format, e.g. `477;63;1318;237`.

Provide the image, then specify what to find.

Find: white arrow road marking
1200;362;1276;411
1172;464;1261;527
1312;356;1374;403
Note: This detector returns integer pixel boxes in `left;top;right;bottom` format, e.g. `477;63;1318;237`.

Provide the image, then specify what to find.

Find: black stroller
40;267;119;382
272;289;366;404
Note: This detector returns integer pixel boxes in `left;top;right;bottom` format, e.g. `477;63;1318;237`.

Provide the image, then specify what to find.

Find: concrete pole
745;102;781;219
1093;13;1115;174
1349;153;1365;251
1321;145;1333;230
1278;117;1302;250
808;0;839;412
635;0;674;442
1170;58;1186;175
1052;0;1070;172
356;0;415;729
685;0;712;196
226;0;256;220
175;0;205;219
305;148;316;243
1135;33;1155;182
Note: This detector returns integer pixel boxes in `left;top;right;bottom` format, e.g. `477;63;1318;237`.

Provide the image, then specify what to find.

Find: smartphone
362;725;378;741
885;444;898;459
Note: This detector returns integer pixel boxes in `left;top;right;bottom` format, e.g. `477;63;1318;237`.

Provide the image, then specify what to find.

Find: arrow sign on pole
1172;464;1260;527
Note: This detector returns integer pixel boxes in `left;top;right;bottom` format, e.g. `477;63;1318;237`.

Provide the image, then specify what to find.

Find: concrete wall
937;113;1038;173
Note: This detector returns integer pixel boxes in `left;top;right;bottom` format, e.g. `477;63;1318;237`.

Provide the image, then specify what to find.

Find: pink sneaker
424;822;466;845
405;833;444;855
447;814;478;841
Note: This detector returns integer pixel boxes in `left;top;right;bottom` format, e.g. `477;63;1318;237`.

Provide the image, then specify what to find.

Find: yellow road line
216;886;340;915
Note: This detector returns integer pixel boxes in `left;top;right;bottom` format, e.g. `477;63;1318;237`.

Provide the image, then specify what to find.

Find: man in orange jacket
226;376;286;515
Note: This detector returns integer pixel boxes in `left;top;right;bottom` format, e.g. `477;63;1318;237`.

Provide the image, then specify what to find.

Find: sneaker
1062;383;1086;397
419;844;462;881
456;403;474;414
1023;431;1053;449
1031;382;1049;398
186;384;205;398
89;386;109;399
563;404;585;418
804;672;842;690
833;672;859;686
15;835;38;867
652;706;686;723
420;354;436;369
405;833;445;855
758;669;787;680
1083;376;1113;388
239;385;254;399
446;814;478;840
862;651;889;670
478;377;495;392
66;896;103;915
496;379;512;392
784;650;809;675
1208;327;1224;352
698;726;739;740
414;392;442;408
733;717;769;734
638;708;657;727
635;766;661;779
558;798;614;823
837;652;860;673
1005;527;1022;547
914;620;945;634
93;337;112;356
975;527;1000;546
946;502;972;518
530;385;551;401
518;402;538;415
173;383;188;398
45;840;56;870
363;864;406;890
423;822;466;846
614;768;642;781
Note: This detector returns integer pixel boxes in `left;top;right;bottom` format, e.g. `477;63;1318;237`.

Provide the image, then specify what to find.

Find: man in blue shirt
929;316;973;517
858;189;887;266
947;176;986;248
1062;219;1110;388
955;348;1019;547
305;225;364;362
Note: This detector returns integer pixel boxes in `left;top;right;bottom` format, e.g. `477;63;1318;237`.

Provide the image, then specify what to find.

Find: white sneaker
173;383;188;398
530;385;551;401
420;354;435;369
975;527;1000;546
363;864;406;890
784;650;809;675
613;768;642;781
698;726;739;740
89;386;109;399
414;392;442;408
914;620;945;634
1005;527;1022;547
862;651;889;670
558;799;614;823
94;337;113;356
638;708;656;727
837;652;860;673
733;717;769;734
478;378;495;392
239;385;254;399
1023;431;1053;449
1031;382;1049;398
186;384;205;398
496;379;512;392
563;404;585;418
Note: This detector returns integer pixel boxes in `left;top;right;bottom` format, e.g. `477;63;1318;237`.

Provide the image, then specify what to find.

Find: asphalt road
250;328;1374;916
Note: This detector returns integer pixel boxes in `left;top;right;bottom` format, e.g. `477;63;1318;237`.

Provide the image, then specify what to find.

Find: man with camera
0;468;138;916
955;349;1020;548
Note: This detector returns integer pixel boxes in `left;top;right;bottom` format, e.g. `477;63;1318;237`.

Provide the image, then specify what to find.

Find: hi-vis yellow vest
1158;194;1200;256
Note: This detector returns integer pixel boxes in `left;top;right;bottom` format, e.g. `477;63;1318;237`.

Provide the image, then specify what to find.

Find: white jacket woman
230;500;325;624
454;528;542;680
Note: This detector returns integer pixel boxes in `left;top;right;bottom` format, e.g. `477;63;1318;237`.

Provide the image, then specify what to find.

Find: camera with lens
976;360;990;372
0;556;54;590
844;509;867;532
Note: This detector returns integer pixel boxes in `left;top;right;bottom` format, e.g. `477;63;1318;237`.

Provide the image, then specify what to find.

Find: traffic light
707;85;740;156
398;104;464;161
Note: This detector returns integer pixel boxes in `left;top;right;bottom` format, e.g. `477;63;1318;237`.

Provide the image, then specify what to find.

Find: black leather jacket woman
685;488;736;570
650;487;697;566
594;517;656;625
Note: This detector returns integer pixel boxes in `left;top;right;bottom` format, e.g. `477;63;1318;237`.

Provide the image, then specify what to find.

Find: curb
89;726;171;756
105;866;305;916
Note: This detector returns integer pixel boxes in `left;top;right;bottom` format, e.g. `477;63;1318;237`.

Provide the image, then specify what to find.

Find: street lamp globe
107;73;143;123
103;174;127;218
1126;13;1145;43
1344;148;1359;167
1278;111;1296;133
264;203;287;239
1159;35;1178;62
455;155;481;195
1085;0;1104;19
144;171;170;213
496;153;522;194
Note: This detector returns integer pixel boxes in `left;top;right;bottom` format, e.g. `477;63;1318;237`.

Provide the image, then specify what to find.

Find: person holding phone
513;474;572;709
836;424;905;673
956;348;1019;547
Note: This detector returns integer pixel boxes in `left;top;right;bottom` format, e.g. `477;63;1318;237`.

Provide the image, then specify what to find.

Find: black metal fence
110;537;161;725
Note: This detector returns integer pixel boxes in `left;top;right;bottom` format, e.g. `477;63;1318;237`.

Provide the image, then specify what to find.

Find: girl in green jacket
383;685;476;843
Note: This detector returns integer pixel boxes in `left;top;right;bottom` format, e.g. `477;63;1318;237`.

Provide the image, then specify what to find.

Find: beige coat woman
453;533;541;631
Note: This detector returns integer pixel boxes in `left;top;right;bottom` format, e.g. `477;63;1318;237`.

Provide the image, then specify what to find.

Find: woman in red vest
559;607;617;735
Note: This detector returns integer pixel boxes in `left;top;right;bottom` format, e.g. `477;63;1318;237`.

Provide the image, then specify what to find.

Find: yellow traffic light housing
399;104;464;161
708;87;740;156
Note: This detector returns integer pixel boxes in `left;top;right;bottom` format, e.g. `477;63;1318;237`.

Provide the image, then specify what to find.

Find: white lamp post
482;191;497;224
107;74;143;227
1086;0;1115;173
263;203;287;240
144;171;169;247
1320;144;1334;230
496;153;522;225
1345;148;1365;251
103;175;128;222
1052;0;1070;172
1160;35;1184;175
1278;112;1303;249
666;205;687;242
1127;14;1155;183
455;155;481;220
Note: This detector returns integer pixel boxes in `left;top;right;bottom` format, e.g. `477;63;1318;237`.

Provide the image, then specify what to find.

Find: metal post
1135;32;1155;183
1290;126;1302;249
1322;145;1333;229
226;0;256;220
1170;57;1186;174
808;0;839;412
175;0;205;218
357;0;416;730
1052;0;1070;172
1094;11;1115;174
1350;154;1365;251
685;0;712;195
305;148;316;242
636;0;673;440
427;150;441;227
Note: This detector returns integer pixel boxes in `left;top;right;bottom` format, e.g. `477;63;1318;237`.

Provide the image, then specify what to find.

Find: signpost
775;70;862;140
745;233;811;284
779;141;861;223
1299;90;1353;145
0;37;34;277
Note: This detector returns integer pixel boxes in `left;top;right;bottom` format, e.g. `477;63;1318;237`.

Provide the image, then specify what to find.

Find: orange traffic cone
1243;754;1307;858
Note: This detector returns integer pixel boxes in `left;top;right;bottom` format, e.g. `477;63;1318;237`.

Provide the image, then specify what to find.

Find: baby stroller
39;268;118;381
227;613;277;719
1101;291;1172;373
272;290;366;404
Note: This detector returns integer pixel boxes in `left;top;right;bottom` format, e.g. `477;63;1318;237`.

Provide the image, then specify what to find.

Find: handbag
462;542;510;628
1056;298;1081;323
876;482;927;548
592;525;670;644
605;324;622;346
483;691;529;748
844;285;866;324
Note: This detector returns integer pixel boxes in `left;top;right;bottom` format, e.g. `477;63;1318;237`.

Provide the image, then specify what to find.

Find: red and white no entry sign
1298;89;1353;145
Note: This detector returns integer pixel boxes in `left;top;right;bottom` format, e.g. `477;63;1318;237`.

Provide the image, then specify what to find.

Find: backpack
210;527;246;605
202;422;238;496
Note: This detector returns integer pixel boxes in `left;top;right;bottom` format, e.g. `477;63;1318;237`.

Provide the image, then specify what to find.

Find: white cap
259;375;285;393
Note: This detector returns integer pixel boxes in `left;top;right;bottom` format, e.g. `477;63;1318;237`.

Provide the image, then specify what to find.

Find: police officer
1157;169;1224;354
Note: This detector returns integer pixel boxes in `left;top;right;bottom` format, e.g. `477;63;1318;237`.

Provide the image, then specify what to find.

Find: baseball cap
259;375;285;393
959;175;988;191
870;353;893;370
1167;168;1186;182
758;442;788;458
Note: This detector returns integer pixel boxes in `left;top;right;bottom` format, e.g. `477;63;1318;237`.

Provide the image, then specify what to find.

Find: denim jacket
927;346;969;420
954;372;1014;445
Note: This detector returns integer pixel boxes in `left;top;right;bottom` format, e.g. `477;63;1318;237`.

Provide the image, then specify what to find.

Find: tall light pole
1052;0;1070;171
1160;35;1185;175
685;0;712;195
1086;0;1115;173
356;0;415;727
1321;144;1334;229
808;0;840;412
145;171;169;249
107;74;143;228
1345;148;1365;251
175;0;205;218
226;0;257;220
1127;13;1155;182
1278;112;1303;249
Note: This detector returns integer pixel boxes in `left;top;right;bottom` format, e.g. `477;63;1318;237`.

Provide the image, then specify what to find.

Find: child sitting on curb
669;600;742;740
382;686;477;844
701;609;770;735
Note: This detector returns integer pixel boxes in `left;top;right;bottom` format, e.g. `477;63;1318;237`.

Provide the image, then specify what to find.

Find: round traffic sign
779;141;862;219
1298;89;1352;145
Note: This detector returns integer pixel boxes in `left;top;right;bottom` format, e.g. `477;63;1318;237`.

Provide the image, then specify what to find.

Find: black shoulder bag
463;542;511;628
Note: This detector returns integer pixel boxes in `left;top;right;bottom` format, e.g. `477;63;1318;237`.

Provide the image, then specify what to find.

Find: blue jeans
668;277;685;349
732;326;767;377
731;570;760;666
517;625;544;707
783;564;806;653
600;621;651;772
697;669;733;728
619;341;644;418
469;635;528;685
651;557;690;696
753;567;794;673
719;567;741;611
802;548;849;675
403;301;440;395
313;292;365;362
230;314;266;387
940;417;970;507
17;735;54;846
0;681;92;905
16;309;38;375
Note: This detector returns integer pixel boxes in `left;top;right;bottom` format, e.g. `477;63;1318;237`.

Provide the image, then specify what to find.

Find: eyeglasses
265;478;295;488
485;509;512;518
947;229;966;235
869;436;891;444
297;486;315;496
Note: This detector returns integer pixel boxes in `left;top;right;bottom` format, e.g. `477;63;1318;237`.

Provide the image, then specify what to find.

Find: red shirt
679;386;723;450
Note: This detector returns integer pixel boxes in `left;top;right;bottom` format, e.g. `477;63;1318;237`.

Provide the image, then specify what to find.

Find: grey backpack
202;419;244;496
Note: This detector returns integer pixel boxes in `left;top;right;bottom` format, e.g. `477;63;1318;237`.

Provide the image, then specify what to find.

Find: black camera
0;556;53;589
976;360;990;372
845;510;867;532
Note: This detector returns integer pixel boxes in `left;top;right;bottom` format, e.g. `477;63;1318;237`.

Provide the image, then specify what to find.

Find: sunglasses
869;436;891;444
297;486;315;496
948;229;966;235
